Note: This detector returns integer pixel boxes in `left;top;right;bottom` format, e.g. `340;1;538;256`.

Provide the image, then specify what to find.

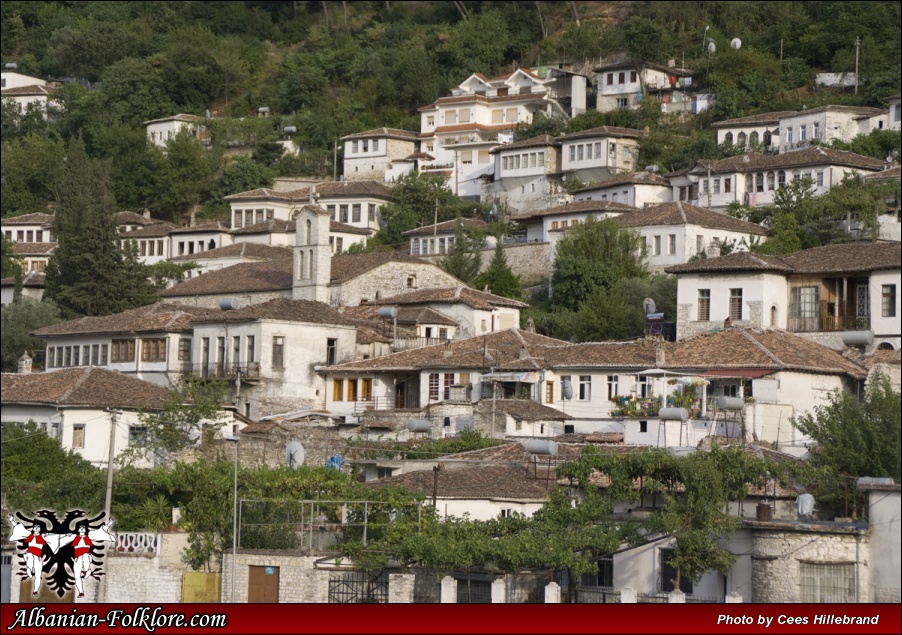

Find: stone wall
420;241;551;288
165;290;288;309
333;262;461;307
750;523;868;603
676;304;755;340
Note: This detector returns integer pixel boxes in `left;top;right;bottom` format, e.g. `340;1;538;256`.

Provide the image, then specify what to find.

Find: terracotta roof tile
571;171;669;192
11;242;56;256
559;125;642;141
513;199;637;222
115;211;159;226
341;128;417;141
492;399;572;421
614;202;767;235
119;222;178;238
402;218;489;236
330;220;373;236
340;305;458;327
160;259;292;297
231;219;293;234
168;221;230;234
712;111;799;127
492;135;559;152
170;242;291;262
375;286;528;310
190;297;348;326
1;367;171;410
1;84;55;97
33;303;216;337
366;464;557;499
864;165;901;181
2;213;54;225
225;181;394;202
691;147;884;174
330;251;431;283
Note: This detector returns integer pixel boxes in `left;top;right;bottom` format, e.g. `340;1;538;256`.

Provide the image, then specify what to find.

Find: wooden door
247;565;279;603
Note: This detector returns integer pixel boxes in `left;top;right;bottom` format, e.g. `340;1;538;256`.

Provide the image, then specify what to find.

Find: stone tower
291;203;332;303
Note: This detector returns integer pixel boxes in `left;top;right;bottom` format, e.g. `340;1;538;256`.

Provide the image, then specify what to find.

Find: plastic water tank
407;419;431;433
522;439;558;455
659;407;689;421
716;396;744;410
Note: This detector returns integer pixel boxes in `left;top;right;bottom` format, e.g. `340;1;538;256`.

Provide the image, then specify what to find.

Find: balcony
391;337;450;352
181;362;261;381
787;315;870;333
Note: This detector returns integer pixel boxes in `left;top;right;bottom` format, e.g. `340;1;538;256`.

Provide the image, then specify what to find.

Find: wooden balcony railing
181;362;261;380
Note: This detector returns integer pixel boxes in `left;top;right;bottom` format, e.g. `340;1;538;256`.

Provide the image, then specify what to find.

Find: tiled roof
559;125;642;141
231;219;293;234
666;242;900;276
492;135;559;152
366;464;557;499
493;399;572;421
1;367;172;411
571;171;670;192
33;303;216;337
225;181;394;201
665;329;867;379
341;127;417;141
160;259;292;297
402;218;489;236
512;199;637;222
190;297;347;326
2;213;55;226
330;220;373;236
0;272;45;288
375;286;528;310
614;202;767;235
691;147;885;174
340;305;458;327
861;348;902;370
325;328;565;372
169;243;292;262
1;84;55;97
330;251;431;283
430;123;517;135
142;113;202;125
168;221;230;234
115;211;158;226
782;105;886;119
538;339;659;369
398;152;435;161
11;242;56;256
119;222;177;238
864;165;901;181
593;61;692;76
712;111;799;127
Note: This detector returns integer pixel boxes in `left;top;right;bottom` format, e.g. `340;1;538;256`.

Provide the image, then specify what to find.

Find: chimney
705;239;721;259
18;351;32;375
655;342;665;367
143;208;151;220
308;184;316;204
189;207;197;228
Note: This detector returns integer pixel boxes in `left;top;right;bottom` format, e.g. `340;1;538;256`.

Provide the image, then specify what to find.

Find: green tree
0;133;66;217
205;156;274;215
437;219;483;284
44;136;158;318
794;376;901;518
373;172;466;248
0;298;62;372
1;234;23;280
474;242;522;300
149;129;220;222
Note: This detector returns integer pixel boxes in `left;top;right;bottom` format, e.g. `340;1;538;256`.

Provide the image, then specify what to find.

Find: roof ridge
676;200;687;224
738;330;784;367
58;367;94;404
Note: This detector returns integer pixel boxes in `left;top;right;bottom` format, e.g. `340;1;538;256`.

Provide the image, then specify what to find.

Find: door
248;565;279;603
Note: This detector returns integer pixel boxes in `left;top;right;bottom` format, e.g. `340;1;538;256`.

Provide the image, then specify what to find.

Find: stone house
666;241;902;351
341;127;417;182
571;170;673;209
169;242;292;280
593;60;694;113
486;135;564;214
403;218;490;257
557;126;641;180
1;212;54;244
774;105;887;154
143;114;209;148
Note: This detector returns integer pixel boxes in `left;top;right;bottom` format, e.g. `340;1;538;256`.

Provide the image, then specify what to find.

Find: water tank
666;446;696;456
219;298;239;311
283;125;297;135
522;439;558;455
756;502;772;522
5;62;18;70
659;407;689;421
842;330;874;347
258;106;271;115
716;396;744;411
407;419;431;433
560;378;573;400
377;307;398;319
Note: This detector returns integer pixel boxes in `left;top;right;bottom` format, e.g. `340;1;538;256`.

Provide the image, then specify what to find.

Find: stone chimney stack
705;239;721;259
655;341;666;367
18;351;32;375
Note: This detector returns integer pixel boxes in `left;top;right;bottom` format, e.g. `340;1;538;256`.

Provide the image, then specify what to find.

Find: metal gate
413;571;441;603
575;586;621;603
328;571;389;604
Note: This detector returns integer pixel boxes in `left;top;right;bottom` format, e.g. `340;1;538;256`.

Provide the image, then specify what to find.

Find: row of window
789;284;896;319
641;234;678;257
605;71;638;86
350;138;380;153
580;189;631;203
233;208;275;228
425;107;520;129
458;150;491;165
69;422;147;450
176;239;217;256
567;141;625;163
332;377;374;402
4;229;47;243
46;339;169;368
325;203;377;225
697;289;743;321
410;236;455;256
121;239;166;258
501;151;545;171
427;372;472;401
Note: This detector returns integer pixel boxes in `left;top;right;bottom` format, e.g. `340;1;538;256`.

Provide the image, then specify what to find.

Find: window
272;336;285;368
660;548;693;594
360;378;373;400
232;336;241;365
47;346;55;368
327;338;338;365
698;289;711;321
100;345;108;365
813;122;821;138
800;124;807;141
616;97;628;109
800;562;855;603
246;336;255;364
607;73;614;85
333;379;344;401
407;275;416;288
729;289;743;320
362;140;369;152
411;238;420;255
545;381;554;403
577;145;584;161
429;373;439;401
640;236;647;256
607;376;618;400
618;72;625;84
767;172;775;190
352;141;359;153
653;235;661;256
443;373;454;400
129;426;147;448
696;235;704;254
724;177;731;193
352;204;361;223
882;285;897;317
569;146;575;162
630;71;637;83
712;178;720;194
668;234;676;255
327;204;336;220
368;204;376;223
790;286;820;318
72;425;85;449
111;339;136;363
141;338;166;362
816;171;824;187
373;139;379;151
778;171;786;187
581;556;614;588
578;376;591;400
347;379;358;402
786;127;794;144
460;150;472;165
340;205;349;223
639;421;648;433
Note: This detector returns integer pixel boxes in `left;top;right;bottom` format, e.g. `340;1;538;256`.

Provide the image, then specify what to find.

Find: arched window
745;174;753;192
763;130;772;147
756;173;764;192
208;239;216;250
308;249;314;280
749;131;759;147
306;219;312;246
770;305;778;327
766;172;775;191
411;238;420;255
877;342;895;351
724;132;734;145
297;252;305;280
737;132;747;147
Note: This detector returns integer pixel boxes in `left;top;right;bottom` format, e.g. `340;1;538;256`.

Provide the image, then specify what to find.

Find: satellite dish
731;38;742;50
643;298;657;315
285;441;305;469
561;378;573;400
707;41;716;54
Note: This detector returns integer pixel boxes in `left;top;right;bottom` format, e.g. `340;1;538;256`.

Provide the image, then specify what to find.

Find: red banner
1;603;900;635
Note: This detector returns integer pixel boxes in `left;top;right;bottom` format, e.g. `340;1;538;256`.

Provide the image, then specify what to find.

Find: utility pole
98;408;120;603
779;39;783;63
854;36;861;95
432;464;441;509
333;138;338;181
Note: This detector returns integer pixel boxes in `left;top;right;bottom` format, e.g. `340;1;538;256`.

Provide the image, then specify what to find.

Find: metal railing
787;315;869;333
391;337;450;351
181;362;261;380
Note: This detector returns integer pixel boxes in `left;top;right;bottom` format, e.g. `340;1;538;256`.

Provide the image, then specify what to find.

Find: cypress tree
45;137;157;317
474;242;523;300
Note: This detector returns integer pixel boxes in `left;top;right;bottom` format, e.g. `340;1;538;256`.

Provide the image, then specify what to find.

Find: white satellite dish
731;38;742;50
643;298;657;315
285;440;305;469
707;41;716;54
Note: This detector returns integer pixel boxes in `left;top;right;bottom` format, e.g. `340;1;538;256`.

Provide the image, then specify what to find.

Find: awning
701;369;774;379
480;371;540;383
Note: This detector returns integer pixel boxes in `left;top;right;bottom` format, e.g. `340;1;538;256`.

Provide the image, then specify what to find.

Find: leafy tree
444;10;510;76
0;297;62;372
0;132;66;216
437;219;483;284
205;156;274;215
149;129;220;222
794;375;901;518
44;136;158;318
474;242;522;300
1;234;23;280
373;172;468;248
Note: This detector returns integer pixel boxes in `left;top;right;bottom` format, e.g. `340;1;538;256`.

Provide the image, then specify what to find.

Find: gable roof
1;84;55;97
558;125;642;141
402;218;489;237
142;113;202;126
571;171;670;192
615;202;767;235
375;286;528;310
169;242;292;262
341;127;417;141
329;251;434;284
666;242;901;276
492;399;572;422
11;242;56;256
190;297;348;326
225;181;394;202
513;199;637;222
160;259;292;297
340;305;458;327
2;213;54;226
366;464;556;500
33;303;216;337
691;147;884;174
1;367;172;411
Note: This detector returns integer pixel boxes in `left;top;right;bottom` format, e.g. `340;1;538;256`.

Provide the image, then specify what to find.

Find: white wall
870;268;902;340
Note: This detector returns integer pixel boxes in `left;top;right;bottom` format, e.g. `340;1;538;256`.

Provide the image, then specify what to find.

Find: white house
888;94;901;132
513;199;637;246
593;60;695;113
1;367;172;468
10;241;55;274
0;271;45;306
2;212;54;244
486;135;564;214
32;302;217;385
341;127;417;182
666;241;902;351
675;147;886;211
571;171;672;208
169;221;233;257
773;105;887;154
143;114;209;148
864;165;901;242
1;82;56;115
712;110;799;149
403;218;489;256
118;221;177;265
169;242;292;278
613;201;767;271
188;297;359;419
557;126;642;179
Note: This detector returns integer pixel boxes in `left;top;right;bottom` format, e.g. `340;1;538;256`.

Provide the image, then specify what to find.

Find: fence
575;586;621;603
